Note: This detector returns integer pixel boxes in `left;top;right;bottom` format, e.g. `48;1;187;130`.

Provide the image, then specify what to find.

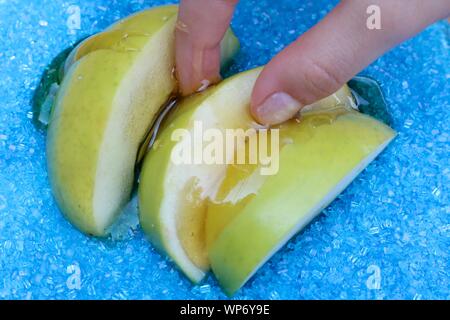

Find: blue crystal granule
0;0;448;299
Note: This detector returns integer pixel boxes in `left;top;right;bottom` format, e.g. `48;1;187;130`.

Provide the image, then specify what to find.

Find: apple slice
63;14;240;78
138;68;359;282
207;110;395;295
47;5;240;236
139;70;262;282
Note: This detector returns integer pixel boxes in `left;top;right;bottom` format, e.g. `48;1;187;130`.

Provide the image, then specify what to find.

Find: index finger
176;0;239;95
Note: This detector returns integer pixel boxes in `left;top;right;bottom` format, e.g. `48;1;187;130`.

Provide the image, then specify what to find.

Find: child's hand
175;0;450;125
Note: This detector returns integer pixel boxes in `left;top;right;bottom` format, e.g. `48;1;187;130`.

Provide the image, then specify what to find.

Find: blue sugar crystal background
0;0;449;299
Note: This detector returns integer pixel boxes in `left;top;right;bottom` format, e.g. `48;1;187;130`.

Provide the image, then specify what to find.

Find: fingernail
175;20;189;33
254;92;303;125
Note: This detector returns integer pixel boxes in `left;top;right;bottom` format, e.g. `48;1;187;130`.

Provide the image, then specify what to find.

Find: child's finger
176;0;239;96
251;0;450;125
